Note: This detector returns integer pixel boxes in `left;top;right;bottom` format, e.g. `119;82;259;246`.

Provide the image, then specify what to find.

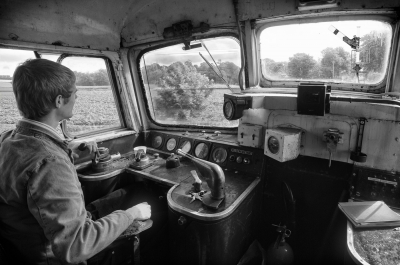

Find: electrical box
264;128;302;162
297;84;330;116
238;123;264;148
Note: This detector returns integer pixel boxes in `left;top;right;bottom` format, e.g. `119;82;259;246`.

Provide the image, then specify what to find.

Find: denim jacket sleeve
26;155;134;264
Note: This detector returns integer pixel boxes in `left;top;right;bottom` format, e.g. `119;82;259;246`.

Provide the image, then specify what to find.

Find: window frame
133;33;241;130
255;12;397;93
58;54;127;138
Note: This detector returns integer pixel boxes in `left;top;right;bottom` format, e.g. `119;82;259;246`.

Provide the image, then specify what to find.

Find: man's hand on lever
126;202;151;220
68;140;99;159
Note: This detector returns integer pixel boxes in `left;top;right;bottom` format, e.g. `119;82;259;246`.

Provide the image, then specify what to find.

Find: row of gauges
150;133;228;165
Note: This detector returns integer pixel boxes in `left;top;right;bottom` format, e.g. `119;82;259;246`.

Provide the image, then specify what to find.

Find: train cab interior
1;0;400;264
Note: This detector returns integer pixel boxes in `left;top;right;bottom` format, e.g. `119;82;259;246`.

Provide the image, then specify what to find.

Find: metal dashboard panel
147;130;265;177
267;110;358;164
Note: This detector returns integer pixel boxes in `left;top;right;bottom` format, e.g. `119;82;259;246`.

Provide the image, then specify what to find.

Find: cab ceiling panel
0;0;130;51
120;0;237;47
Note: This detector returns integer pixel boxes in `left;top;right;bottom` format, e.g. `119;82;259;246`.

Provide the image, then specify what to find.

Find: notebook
338;201;400;228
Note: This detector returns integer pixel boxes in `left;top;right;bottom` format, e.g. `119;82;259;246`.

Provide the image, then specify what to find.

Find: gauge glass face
152;136;163;148
180;140;191;153
166;138;177;151
223;100;234;119
212;147;227;164
268;136;280;154
194;143;209;159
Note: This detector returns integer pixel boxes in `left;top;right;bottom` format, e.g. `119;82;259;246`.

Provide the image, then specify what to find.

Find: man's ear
55;95;63;108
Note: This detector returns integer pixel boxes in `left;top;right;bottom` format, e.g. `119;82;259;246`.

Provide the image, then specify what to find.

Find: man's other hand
126;202;151;220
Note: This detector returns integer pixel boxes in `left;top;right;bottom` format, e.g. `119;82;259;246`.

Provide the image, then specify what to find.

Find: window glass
0;48;35;133
40;53;62;62
260;20;392;89
61;57;123;135
140;37;240;127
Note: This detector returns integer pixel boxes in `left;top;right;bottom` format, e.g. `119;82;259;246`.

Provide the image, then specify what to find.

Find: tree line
74;69;110;86
142;60;240;87
141;60;240;120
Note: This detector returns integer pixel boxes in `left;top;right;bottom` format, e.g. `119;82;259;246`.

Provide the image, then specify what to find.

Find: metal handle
178;216;187;226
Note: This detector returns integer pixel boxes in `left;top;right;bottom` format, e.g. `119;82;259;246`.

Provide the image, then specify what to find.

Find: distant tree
156;61;213;120
287;53;316;78
196;62;220;83
360;30;389;74
218;61;240;85
91;69;110;86
74;71;95;86
196;61;239;85
320;47;350;79
262;58;288;79
74;69;110;86
142;63;167;85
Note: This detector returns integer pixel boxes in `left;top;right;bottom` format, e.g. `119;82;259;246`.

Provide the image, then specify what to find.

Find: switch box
264;128;302;162
238;123;264;148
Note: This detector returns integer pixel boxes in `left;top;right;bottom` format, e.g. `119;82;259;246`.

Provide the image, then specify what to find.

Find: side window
0;48;35;133
140;36;240;127
61;56;124;135
0;50;123;135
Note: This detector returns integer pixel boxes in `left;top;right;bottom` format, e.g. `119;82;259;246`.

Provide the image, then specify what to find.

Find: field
0;87;121;135
0;84;238;135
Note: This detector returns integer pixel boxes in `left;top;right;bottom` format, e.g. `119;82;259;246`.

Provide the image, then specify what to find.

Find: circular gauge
223;100;234;120
212;147;227;164
180;140;192;153
268;136;280;154
194;143;209;159
166;138;177;151
152;136;163;149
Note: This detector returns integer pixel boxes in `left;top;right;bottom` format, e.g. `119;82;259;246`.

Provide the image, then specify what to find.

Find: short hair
12;59;76;120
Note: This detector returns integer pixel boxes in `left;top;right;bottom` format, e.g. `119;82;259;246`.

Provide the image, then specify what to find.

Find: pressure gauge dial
152;136;163;149
166;138;177;151
180;140;192;153
212;147;228;164
267;136;280;154
194;143;209;159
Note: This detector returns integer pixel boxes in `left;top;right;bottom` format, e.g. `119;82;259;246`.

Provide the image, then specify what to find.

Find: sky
141;37;241;67
0;50;106;77
260;20;392;62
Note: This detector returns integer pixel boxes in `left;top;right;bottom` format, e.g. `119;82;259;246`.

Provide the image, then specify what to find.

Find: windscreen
140;37;240;127
260;20;392;90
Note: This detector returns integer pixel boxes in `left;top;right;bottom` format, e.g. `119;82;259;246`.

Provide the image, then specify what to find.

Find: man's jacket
0;120;133;265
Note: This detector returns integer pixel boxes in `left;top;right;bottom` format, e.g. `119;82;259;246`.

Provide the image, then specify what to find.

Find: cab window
139;36;241;127
0;49;123;136
259;19;392;91
61;56;124;135
0;49;34;133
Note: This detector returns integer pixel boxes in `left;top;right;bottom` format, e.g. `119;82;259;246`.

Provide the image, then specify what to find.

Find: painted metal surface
168;183;260;265
239;93;400;172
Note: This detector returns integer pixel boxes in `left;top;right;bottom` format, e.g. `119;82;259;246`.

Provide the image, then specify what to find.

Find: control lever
176;149;225;209
323;128;343;167
190;170;202;192
78;142;101;164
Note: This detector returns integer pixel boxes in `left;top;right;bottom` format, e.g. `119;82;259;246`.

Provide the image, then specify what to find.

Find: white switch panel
238;123;264;148
264;128;302;162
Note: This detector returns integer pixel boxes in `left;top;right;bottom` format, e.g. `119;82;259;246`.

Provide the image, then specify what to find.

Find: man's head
13;59;76;120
